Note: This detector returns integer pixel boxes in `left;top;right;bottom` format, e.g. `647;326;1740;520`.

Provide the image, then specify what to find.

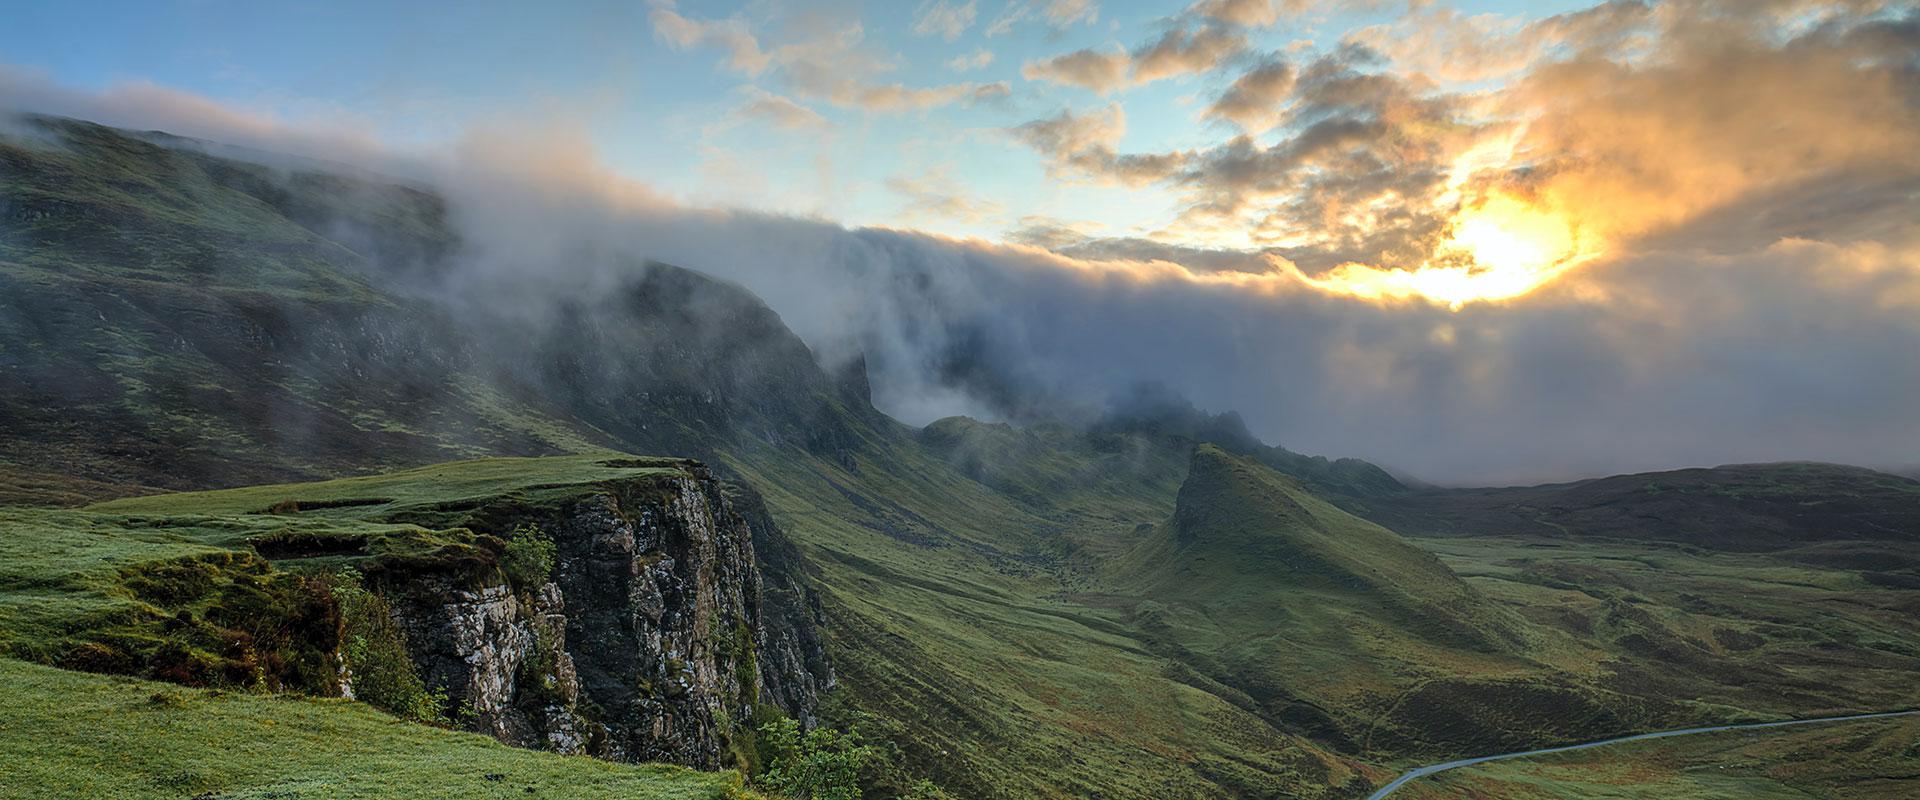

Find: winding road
1364;709;1919;799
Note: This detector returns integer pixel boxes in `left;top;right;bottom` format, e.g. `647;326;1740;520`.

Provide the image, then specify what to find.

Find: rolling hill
3;113;1917;799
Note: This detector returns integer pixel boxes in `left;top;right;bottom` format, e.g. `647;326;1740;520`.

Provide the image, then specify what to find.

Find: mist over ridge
5;6;1920;799
5;25;1920;487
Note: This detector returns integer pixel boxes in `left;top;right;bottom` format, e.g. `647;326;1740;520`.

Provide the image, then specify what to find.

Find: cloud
1022;48;1131;93
1004;215;1106;249
654;4;1005;113
1345;1;1654;84
888;166;1006;224
988;0;1101;36
947;49;996;72
734;87;830;131
1203;58;1295;133
1131;25;1249;83
811;80;1009;112
1190;0;1285;27
1011;103;1190;186
0;65;403;176
913;0;978;41
1022;23;1248;93
1188;0;1398;28
649;2;773;76
1045;0;1101;26
424;134;1920;482
1017;0;1920;297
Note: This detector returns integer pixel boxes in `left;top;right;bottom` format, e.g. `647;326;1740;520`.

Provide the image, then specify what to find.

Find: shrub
501;525;556;589
756;719;876;800
332;572;443;724
900;780;950;800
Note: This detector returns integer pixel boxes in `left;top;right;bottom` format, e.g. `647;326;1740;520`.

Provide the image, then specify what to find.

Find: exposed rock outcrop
370;461;830;769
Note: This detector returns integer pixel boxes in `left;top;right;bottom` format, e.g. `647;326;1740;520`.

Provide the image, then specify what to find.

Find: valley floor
1392;713;1920;799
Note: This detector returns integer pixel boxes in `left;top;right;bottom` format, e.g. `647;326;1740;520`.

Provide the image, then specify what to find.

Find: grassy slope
1422;535;1920;730
0;658;751;800
0;116;608;491
1095;448;1691;762
90;454;680;517
0;456;688;674
1362;462;1920;551
743;431;1920;797
725;438;1380;799
0;456;762;799
5;117;1918;799
7;442;1910;799
1397;715;1920;799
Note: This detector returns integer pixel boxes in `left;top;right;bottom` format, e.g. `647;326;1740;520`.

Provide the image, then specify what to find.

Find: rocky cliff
363;460;831;769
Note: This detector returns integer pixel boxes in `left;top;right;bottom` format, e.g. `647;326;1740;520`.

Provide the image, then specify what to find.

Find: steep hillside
6;115;1919;799
1120;445;1515;652
0;114;885;494
2;455;829;771
0;115;583;490
1103;448;1626;759
1094;448;1920;763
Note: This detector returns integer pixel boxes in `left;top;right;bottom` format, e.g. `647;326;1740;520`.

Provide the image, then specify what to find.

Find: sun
1448;195;1576;278
1303;192;1600;308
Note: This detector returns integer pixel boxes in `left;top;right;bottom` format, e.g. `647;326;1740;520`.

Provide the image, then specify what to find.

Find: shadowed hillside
1122;446;1516;653
5;115;1919;799
1099;448;1674;760
1365;462;1920;552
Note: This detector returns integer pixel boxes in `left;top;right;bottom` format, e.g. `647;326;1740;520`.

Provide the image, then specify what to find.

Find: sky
3;0;1919;484
2;0;1586;242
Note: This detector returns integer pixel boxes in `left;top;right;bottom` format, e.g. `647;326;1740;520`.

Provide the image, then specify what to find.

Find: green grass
1397;714;1920;799
91;454;684;518
728;434;1920;797
0;657;755;800
1419;534;1920;726
1094;447;1660;762
724;437;1386;799
8;114;1920;799
0;456;698;686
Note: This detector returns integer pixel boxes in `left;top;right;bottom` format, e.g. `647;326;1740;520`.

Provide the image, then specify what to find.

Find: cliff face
369;462;831;769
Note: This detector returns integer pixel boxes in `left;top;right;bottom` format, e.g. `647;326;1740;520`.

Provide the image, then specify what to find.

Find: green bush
756;719;876;800
501;524;556;589
899;780;950;800
332;572;443;724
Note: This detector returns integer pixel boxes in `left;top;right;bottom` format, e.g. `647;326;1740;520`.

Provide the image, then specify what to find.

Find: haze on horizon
3;0;1917;486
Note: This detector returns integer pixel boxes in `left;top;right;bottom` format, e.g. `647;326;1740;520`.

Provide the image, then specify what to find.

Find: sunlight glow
1303;192;1602;308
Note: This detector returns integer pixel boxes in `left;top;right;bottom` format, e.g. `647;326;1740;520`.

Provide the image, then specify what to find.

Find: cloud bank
5;0;1920;486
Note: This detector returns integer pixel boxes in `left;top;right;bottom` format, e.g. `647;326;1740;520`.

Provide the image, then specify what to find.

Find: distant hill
1119;445;1514;652
1092;385;1405;498
1096;447;1654;758
1364;462;1920;551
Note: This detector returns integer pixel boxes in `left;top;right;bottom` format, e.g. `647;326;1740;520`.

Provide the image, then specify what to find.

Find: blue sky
1;0;1590;240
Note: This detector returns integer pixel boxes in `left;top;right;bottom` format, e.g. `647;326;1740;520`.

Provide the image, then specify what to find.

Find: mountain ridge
5;114;1919;799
